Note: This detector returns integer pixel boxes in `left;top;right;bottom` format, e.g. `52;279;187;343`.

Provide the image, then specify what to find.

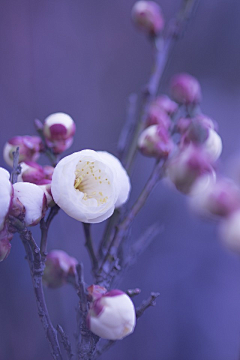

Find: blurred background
1;0;240;359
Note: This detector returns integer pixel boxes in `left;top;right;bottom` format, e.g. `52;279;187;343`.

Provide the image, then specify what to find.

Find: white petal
13;182;45;226
0;168;12;230
98;152;131;208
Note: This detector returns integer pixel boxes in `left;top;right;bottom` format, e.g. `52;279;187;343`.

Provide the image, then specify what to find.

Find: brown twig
57;325;74;359
82;223;98;275
76;264;99;360
10;147;21;184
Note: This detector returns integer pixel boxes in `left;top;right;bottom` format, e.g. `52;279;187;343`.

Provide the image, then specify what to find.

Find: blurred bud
0;168;13;231
3;136;42;167
46;138;74;154
219;210;240;254
19;162;54;186
189;177;240;218
43;250;78;288
138;125;174;158
202;129;222;162
132;1;164;36
151;95;178;116
170;73;201;105
146;106;171;129
0;225;13;262
11;182;47;226
167;145;214;194
87;289;136;340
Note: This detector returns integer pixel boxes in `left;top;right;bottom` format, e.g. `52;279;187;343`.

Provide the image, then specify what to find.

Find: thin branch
82;223;98;275
136;292;160;319
11;147;21;184
97;161;164;286
126;288;141;298
76;264;99;360
57;325;74;359
117;93;138;162
40;205;60;259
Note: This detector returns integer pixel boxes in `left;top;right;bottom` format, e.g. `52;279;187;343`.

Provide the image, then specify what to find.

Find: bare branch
82;223;98;275
126;288;141;298
136;292;160;319
40;205;60;260
57;325;74;359
11;147;21;184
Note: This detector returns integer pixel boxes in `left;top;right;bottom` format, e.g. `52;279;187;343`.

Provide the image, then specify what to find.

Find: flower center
74;160;112;206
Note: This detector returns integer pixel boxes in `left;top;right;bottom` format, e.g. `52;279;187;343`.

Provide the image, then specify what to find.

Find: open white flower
13;182;47;226
0;168;13;230
51;150;130;223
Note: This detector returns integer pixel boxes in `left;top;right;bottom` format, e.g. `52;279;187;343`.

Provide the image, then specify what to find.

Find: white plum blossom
87;290;136;340
51;150;131;223
0;168;13;230
13;182;47;226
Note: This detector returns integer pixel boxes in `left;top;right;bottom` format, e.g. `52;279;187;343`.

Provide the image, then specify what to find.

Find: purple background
1;0;240;359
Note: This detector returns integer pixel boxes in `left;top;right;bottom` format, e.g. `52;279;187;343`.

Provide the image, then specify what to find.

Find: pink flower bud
12;182;47;226
87;290;136;340
43;250;78;288
3;136;42;167
132;1;164;36
219;210;240;254
43;113;76;142
19;162;54;185
189;177;240;218
151;95;178;116
167;145;214;194
0;225;13;262
170;73;202;105
138;125;174;158
146;106;171;129
0;168;13;230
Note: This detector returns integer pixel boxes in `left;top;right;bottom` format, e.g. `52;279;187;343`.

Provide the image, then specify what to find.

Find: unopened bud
146;106;171;129
3;136;42;167
87;289;136;340
12;182;47;226
202;129;222;162
138;125;174;158
219;210;240;254
189;177;240;218
19;162;54;186
132;1;164;36
167;145;214;194
170;73;201;105
151;95;178;116
43;250;78;288
43;112;75;141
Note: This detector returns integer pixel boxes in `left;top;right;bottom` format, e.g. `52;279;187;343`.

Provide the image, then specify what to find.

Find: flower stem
82;223;98;274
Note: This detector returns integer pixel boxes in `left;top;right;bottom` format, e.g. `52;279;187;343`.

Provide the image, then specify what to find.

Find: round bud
3;136;42;167
132;1;164;36
43;250;78;288
43;113;76;142
138;125;174;158
170;73;201;105
151;95;178;116
87;290;136;340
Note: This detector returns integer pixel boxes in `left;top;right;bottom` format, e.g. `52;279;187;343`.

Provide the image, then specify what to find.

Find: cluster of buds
87;285;136;340
42;112;76;154
132;1;165;37
43;250;78;288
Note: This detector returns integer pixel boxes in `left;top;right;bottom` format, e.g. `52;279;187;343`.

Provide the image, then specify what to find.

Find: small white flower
13;182;47;226
51;150;131;223
0;168;13;230
203;129;222;162
88;290;136;340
